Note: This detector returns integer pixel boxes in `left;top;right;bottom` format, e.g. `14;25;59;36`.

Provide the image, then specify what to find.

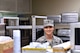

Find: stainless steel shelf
55;23;70;29
6;25;32;29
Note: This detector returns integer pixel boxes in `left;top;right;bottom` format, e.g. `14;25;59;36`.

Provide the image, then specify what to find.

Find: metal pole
32;15;36;42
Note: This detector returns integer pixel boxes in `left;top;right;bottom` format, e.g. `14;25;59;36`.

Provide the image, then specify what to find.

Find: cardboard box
53;41;71;53
0;40;13;53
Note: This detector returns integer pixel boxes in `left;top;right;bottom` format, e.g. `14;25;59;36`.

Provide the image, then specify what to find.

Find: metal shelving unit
2;15;47;42
4;15;71;42
1;17;19;26
0;17;19;37
2;15;72;42
31;15;47;41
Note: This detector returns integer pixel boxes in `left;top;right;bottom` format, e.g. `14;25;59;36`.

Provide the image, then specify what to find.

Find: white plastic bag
0;36;12;42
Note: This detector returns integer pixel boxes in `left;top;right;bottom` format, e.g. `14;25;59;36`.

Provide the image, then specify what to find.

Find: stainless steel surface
62;12;78;23
17;0;32;14
55;23;70;29
0;0;32;13
0;0;16;11
47;15;61;23
57;29;71;36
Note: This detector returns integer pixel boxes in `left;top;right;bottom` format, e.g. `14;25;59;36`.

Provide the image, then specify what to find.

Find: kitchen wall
32;0;80;15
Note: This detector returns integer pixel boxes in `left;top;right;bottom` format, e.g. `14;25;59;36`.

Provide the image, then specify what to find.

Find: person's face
44;26;54;35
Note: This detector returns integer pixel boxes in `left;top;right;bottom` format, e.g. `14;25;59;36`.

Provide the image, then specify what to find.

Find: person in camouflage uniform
36;19;63;47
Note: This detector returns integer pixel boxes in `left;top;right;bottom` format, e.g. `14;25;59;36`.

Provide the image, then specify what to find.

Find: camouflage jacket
36;35;63;47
